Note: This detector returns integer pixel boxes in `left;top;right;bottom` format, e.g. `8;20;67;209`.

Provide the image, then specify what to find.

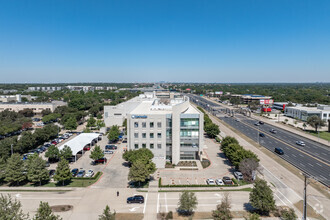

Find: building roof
58;133;100;155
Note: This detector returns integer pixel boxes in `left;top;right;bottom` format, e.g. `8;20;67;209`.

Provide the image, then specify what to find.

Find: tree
307;115;325;132
41;109;52;117
27;155;49;185
123;148;154;164
177;191;198;216
87;117;96;127
0;158;6;183
302;123;307;130
281;208;297;220
205;123;220;138
19;108;34;117
0;194;29;220
98;205;116;220
128;160;150;183
90;145;104;161
45;145;60;162
107;125;120;143
239;158;259;182
96;120;105;130
60;145;73;160
34;201;62;220
54;157;71;186
249;179;275;215
212;193;232;220
5;153;26;185
64;116;77;130
220;136;239;150
16;131;36;153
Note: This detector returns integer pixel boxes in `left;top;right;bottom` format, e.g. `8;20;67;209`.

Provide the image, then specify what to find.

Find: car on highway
71;168;79;177
215;179;224;185
296;141;305;146
222;176;233;185
127;195;144;204
206;178;216;185
254;122;260;126
259;133;265;137
92;158;107;165
84;169;94;178
105;145;117;150
104;150;114;154
259;121;264;125
269;129;277;134
275;147;284;155
234;171;243;180
77;170;86;177
235;119;240;122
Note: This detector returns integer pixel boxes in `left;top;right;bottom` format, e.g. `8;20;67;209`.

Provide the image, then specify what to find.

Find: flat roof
286;106;321;112
58;133;100;155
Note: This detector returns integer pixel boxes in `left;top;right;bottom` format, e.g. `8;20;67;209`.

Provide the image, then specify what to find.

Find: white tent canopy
58;133;100;155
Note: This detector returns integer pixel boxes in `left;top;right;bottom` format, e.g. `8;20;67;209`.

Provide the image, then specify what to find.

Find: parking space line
143;193;148;214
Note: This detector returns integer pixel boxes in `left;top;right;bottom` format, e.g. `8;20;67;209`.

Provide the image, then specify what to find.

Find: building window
134;122;139;128
134;133;138;138
142;122;146;128
142;143;146;148
157;122;162;128
142;133;146;138
150;122;154;128
157;133;161;138
134;144;139;149
150;143;154;149
150;133;154;138
157;144;162;149
323;113;327;118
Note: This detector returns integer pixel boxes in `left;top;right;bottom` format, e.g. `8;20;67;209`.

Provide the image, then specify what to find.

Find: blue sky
0;0;329;83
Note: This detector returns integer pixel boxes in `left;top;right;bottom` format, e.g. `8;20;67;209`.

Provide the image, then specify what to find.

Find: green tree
19;108;34;117
45;145;60;162
90;145;104;161
307;115;325;132
27;155;49;185
54;158;71;186
5;153;26;185
87;117;96;127
34;201;62;220
177;191;198;216
281;208;297;220
0;158;6;183
64;116;77;130
220;136;239;150
205;123;220;138
96;120;105;130
212;193;232;220
128;160;150;183
107;125;120;142
249;179;275;215
0;194;29;220
60;145;73;160
98;205;116;220
123;148;154;164
16;131;36;153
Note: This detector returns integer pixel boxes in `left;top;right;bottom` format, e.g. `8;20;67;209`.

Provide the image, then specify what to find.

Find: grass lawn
305;130;330;141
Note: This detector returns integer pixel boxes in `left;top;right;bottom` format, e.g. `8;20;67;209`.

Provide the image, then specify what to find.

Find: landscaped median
41;171;103;187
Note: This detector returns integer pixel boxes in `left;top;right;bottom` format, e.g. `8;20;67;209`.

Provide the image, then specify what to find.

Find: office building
0;101;67;114
284;105;330;121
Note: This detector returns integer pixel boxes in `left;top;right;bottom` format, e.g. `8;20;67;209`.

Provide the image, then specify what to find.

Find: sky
0;0;329;83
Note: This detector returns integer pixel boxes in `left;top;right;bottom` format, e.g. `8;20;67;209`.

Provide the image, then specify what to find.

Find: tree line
197;107;220;138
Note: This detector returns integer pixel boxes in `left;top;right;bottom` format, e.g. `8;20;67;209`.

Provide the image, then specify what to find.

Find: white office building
284;105;330;121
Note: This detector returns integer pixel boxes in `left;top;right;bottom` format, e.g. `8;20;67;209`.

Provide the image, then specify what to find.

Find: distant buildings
0;94;37;103
284;105;330;121
0;101;67;114
28;87;62;92
231;94;273;104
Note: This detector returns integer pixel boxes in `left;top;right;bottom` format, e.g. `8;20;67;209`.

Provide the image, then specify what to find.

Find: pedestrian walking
117;191;119;197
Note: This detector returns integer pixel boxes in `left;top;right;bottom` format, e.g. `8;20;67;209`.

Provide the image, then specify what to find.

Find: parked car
275;147;284;155
77;170;86;177
215;179;224;185
222;176;233;185
104;150;114;154
127;195;144;204
71;168;79;177
269;129;277;134
105;145;117;150
49;169;55;177
234;171;243;180
84;169;94;178
45;162;50;167
51;141;58;145
83;146;91;151
92;158;107;165
259;133;265;137
206;178;216;185
296;141;305;146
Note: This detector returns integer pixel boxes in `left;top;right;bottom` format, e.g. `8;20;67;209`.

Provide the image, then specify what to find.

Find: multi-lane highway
188;94;330;187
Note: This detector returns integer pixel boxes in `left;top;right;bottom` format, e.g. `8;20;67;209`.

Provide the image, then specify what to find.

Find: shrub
201;159;211;169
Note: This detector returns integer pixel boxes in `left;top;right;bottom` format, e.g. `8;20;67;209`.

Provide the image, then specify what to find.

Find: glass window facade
180;118;199;127
142;122;146;128
134;122;138;128
142;133;146;138
180;129;199;137
150;133;154;138
134;144;139;149
150;143;154;149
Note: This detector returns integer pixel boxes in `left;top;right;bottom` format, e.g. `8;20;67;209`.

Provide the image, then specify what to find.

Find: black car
259;121;264;125
105;145;117;150
127;195;144;204
71;168;79;177
49;169;55;177
259;133;265;137
275;148;284;155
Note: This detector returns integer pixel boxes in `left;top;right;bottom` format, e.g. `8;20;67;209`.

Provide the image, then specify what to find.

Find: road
188;94;330;187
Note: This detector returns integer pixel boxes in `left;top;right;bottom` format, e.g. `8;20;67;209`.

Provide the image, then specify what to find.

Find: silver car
234;171;243;180
206;178;216;185
296;141;305;146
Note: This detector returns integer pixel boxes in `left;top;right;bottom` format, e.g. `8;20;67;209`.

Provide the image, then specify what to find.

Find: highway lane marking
300;163;305;167
299;154;304;157
292;154;297;157
156;193;159;213
143;193;148;214
274;193;287;206
308;163;314;167
233;118;330;167
320;175;326;180
316;163;323;167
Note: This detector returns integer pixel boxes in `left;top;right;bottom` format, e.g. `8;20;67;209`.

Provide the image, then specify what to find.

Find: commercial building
284;105;330;121
28;87;62;92
0;94;22;102
0;101;67;114
231;94;272;104
104;92;204;168
272;102;289;111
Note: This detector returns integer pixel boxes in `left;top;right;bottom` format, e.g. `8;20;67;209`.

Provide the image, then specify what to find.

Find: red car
83;146;90;151
93;158;107;165
51;141;58;145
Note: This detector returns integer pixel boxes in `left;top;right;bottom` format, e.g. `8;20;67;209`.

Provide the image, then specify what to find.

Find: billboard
260;99;274;105
215;91;223;95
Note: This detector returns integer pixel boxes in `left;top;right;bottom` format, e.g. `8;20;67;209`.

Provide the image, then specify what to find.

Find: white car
206;178;216;185
296;141;305;146
215;179;224;185
84;170;94;178
104;150;114;154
